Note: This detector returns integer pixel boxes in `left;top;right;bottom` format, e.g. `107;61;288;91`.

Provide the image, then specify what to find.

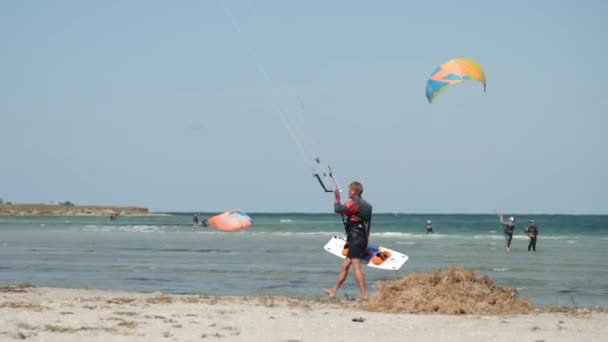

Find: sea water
0;213;606;308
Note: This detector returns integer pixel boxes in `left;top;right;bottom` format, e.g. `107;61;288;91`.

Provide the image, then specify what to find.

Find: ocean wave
82;225;170;233
125;276;173;283
373;232;449;238
395;241;418;246
279;219;293;223
248;231;336;237
72;225;607;241
558;288;580;294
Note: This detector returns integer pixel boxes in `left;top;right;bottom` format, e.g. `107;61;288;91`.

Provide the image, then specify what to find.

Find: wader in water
526;223;538;251
504;222;514;250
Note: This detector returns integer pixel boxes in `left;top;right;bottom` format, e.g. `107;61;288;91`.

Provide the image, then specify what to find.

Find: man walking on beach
524;219;539;251
498;211;515;252
324;181;372;300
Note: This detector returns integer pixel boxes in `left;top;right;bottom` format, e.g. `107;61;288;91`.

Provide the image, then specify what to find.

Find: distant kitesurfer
498;211;515;252
192;215;199;226
201;217;208;227
324;181;372;300
524;219;539;251
426;220;434;234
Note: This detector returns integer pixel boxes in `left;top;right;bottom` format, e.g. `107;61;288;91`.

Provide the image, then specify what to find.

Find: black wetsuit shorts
346;239;367;260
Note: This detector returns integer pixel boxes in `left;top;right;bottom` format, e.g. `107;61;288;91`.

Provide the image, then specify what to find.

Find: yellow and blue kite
426;57;486;103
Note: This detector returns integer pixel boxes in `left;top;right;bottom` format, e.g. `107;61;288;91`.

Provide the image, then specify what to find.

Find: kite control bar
313;158;341;193
313;173;333;193
313;159;347;228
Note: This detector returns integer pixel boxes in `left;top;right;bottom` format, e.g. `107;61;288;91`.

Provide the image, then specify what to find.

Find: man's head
348;181;363;198
509;216;515;223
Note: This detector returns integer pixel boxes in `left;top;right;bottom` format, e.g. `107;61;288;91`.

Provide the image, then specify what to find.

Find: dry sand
1;283;606;342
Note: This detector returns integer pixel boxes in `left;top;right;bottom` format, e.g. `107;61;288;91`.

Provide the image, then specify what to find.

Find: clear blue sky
1;1;607;214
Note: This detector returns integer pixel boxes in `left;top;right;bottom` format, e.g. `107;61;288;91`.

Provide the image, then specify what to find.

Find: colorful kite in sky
426;57;486;103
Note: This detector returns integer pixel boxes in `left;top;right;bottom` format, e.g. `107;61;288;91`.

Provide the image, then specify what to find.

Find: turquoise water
0;213;606;308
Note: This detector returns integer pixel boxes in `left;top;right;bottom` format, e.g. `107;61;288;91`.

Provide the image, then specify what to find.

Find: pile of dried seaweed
0;283;35;293
364;267;537;315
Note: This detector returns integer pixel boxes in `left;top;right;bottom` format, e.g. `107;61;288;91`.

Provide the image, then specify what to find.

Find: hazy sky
1;1;607;214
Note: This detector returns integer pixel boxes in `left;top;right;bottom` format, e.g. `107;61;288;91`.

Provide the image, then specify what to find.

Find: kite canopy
207;209;253;231
426;57;486;103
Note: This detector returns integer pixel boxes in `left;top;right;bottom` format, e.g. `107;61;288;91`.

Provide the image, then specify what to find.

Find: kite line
219;0;341;193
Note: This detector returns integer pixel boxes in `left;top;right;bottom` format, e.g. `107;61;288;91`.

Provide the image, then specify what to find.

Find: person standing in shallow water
426;220;434;234
524;219;539;251
498;211;515;252
324;181;372;300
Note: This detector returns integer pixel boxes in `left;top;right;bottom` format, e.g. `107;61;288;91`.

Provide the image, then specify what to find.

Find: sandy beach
1;284;606;342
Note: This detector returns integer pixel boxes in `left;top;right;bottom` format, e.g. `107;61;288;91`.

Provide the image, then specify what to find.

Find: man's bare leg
324;258;352;298
351;259;367;300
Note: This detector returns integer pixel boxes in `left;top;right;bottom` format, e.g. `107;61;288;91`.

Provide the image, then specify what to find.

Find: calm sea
1;213;606;308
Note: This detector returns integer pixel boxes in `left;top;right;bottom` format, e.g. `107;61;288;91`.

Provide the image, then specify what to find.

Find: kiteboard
323;236;408;271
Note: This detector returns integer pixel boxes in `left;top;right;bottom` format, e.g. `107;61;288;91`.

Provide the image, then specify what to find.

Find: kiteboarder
426;220;434;234
524;219;539;251
192;215;199;226
324;181;372;300
498;211;515;252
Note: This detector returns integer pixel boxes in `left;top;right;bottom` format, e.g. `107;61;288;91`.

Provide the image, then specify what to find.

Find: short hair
349;181;363;196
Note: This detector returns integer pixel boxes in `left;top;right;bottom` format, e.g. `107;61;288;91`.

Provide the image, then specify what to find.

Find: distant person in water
201;217;208;227
192;215;199;226
426;220;434;234
498;211;515;252
324;181;372;300
524;219;539;251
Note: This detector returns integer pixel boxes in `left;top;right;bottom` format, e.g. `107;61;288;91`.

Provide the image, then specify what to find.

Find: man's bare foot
323;288;336;298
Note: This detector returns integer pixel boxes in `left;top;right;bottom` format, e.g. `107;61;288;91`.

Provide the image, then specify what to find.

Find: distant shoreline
0;203;159;217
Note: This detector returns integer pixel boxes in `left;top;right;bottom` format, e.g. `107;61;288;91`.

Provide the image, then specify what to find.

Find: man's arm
334;200;358;216
333;189;358;216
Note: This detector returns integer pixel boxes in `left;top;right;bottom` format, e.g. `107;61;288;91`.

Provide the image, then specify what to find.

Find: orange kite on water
207;209;253;231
